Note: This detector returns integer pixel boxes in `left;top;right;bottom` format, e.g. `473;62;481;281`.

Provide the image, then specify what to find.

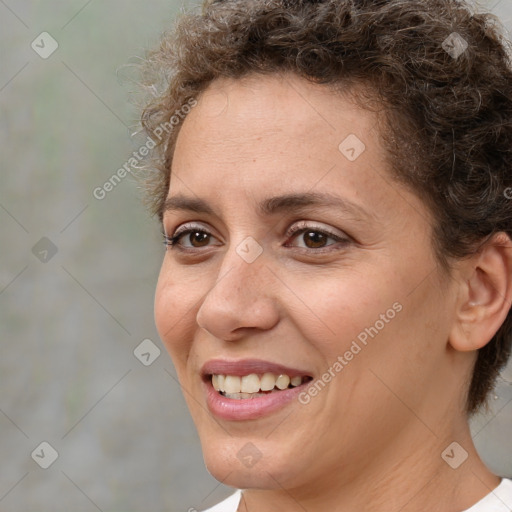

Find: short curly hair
140;0;512;415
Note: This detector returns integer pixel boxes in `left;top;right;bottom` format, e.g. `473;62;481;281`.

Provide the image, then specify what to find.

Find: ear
449;232;512;352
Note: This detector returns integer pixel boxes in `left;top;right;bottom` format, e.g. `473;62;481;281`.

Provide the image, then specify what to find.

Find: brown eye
302;231;329;248
285;224;350;252
187;231;211;247
164;227;218;249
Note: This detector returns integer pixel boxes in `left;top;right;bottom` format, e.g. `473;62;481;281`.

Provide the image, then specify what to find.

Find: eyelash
162;222;350;254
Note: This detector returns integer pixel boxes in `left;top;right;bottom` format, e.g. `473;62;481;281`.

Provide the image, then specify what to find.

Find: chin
200;432;298;490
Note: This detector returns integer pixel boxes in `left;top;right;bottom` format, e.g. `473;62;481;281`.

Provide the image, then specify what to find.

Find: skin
154;72;512;511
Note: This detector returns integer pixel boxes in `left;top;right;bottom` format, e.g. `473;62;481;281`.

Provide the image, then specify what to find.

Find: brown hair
140;0;512;415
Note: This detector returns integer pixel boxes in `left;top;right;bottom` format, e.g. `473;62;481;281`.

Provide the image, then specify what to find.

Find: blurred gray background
0;1;511;511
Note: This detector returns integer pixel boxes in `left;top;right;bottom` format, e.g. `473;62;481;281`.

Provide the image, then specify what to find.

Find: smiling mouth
210;373;313;399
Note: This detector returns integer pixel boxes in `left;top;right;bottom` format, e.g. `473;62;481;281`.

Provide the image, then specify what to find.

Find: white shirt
202;478;512;512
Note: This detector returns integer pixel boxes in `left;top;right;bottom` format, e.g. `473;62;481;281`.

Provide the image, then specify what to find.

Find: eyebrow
162;191;374;223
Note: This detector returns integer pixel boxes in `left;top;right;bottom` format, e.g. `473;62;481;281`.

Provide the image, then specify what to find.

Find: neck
237;418;500;512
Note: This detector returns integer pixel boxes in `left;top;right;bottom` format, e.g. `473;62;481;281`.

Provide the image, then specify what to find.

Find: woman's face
155;73;461;492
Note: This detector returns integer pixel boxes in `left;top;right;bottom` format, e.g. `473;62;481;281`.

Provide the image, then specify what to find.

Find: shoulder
201;489;242;512
463;478;512;512
197;481;512;512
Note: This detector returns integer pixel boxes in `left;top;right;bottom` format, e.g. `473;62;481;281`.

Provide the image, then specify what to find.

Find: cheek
286;268;396;355
154;263;198;364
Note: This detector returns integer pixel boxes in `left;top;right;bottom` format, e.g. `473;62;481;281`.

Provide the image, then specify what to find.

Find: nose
195;243;279;341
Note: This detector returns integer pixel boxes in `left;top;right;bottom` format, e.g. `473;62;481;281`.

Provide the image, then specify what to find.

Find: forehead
167;72;429;234
180;72;376;144
172;73;382;184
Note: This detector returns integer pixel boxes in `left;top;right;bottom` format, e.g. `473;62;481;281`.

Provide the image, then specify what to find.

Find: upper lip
201;358;312;379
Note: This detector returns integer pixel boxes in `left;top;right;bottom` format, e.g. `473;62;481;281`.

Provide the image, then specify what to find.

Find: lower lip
204;380;309;421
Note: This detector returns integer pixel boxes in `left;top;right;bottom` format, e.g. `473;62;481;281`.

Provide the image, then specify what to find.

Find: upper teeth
212;373;304;394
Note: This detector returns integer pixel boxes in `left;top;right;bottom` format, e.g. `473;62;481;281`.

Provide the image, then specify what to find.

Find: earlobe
449;232;512;353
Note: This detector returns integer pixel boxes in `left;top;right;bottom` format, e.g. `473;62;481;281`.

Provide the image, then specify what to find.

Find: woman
140;0;512;510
